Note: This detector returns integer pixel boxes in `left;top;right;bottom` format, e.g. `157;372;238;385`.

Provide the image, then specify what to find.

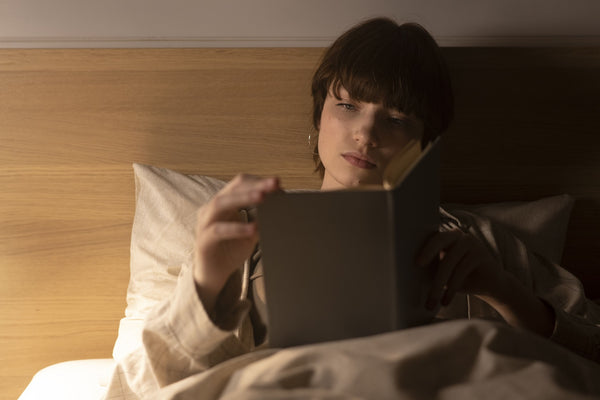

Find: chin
345;175;380;188
323;168;381;189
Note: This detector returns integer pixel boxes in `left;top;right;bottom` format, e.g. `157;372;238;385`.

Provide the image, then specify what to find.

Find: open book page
383;139;429;190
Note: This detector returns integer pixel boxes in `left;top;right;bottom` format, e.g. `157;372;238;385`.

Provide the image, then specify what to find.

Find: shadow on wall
440;47;600;299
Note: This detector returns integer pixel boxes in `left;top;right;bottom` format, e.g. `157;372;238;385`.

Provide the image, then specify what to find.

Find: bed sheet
18;359;115;400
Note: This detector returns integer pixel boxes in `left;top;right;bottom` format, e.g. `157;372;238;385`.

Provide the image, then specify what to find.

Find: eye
337;103;356;111
389;117;409;127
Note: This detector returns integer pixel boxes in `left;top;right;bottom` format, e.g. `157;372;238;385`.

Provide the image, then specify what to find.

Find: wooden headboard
1;47;599;399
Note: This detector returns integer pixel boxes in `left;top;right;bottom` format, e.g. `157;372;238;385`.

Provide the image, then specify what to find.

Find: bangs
327;30;422;117
329;65;418;116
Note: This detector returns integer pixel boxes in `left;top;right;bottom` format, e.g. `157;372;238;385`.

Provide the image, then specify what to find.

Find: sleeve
452;208;600;363
531;253;600;362
550;306;600;361
104;265;255;399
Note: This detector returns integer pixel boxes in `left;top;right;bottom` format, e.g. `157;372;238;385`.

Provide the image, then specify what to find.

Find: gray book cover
258;139;441;348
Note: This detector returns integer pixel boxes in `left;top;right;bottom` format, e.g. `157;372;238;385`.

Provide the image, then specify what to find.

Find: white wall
1;0;599;48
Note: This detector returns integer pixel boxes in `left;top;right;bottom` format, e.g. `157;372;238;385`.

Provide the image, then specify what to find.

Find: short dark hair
310;17;454;177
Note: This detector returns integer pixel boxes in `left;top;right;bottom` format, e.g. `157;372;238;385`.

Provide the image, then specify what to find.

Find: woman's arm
475;268;555;337
104;265;255;398
418;225;600;363
194;174;280;315
104;175;280;398
417;229;555;337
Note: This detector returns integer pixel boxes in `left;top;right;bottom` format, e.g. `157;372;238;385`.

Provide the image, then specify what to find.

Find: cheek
378;150;397;170
319;111;346;140
380;135;417;167
387;123;424;152
317;121;343;172
391;136;414;151
317;114;335;152
317;129;331;159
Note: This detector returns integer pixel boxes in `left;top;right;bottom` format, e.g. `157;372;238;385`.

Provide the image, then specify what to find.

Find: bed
1;47;600;399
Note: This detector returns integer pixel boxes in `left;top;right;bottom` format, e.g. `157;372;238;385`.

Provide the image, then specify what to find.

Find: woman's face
318;86;424;190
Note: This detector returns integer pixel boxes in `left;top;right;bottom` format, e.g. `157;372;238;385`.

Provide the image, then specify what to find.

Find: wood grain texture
1;47;599;399
0;48;325;399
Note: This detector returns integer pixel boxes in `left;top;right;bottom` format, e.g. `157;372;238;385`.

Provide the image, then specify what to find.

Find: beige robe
104;209;600;399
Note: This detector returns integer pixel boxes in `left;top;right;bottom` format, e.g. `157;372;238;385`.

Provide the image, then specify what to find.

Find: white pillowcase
113;164;225;359
113;164;574;359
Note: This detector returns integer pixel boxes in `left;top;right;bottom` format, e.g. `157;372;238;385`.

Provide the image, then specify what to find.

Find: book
257;137;441;348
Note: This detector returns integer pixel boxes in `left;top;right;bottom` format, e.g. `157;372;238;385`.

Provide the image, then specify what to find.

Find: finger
202;221;258;243
201;178;280;225
426;238;469;309
416;230;462;267
436;235;470;276
225;175;280;203
223;175;280;201
442;253;478;305
209;190;262;219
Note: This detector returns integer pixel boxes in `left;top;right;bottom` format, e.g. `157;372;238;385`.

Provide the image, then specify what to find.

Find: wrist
477;273;555;337
476;268;513;304
194;280;218;318
193;265;229;313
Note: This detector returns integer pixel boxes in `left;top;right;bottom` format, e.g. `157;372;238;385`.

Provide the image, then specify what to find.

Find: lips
342;152;376;169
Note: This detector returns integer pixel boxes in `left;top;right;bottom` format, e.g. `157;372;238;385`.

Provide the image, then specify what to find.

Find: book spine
387;190;399;329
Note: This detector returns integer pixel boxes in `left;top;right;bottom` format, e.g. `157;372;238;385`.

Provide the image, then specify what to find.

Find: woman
194;18;555;344
105;17;600;399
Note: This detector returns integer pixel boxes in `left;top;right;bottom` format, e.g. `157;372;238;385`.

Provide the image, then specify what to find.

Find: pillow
113;163;574;359
443;194;574;265
113;164;226;360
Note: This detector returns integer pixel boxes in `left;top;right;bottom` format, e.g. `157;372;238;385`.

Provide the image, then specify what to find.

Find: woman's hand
417;228;555;337
193;174;280;314
416;229;506;310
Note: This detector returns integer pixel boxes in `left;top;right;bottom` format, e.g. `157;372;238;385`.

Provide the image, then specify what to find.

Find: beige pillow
444;194;574;265
113;164;226;360
113;164;574;359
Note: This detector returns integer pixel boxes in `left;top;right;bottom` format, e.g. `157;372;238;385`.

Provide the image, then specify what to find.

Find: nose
353;116;378;147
